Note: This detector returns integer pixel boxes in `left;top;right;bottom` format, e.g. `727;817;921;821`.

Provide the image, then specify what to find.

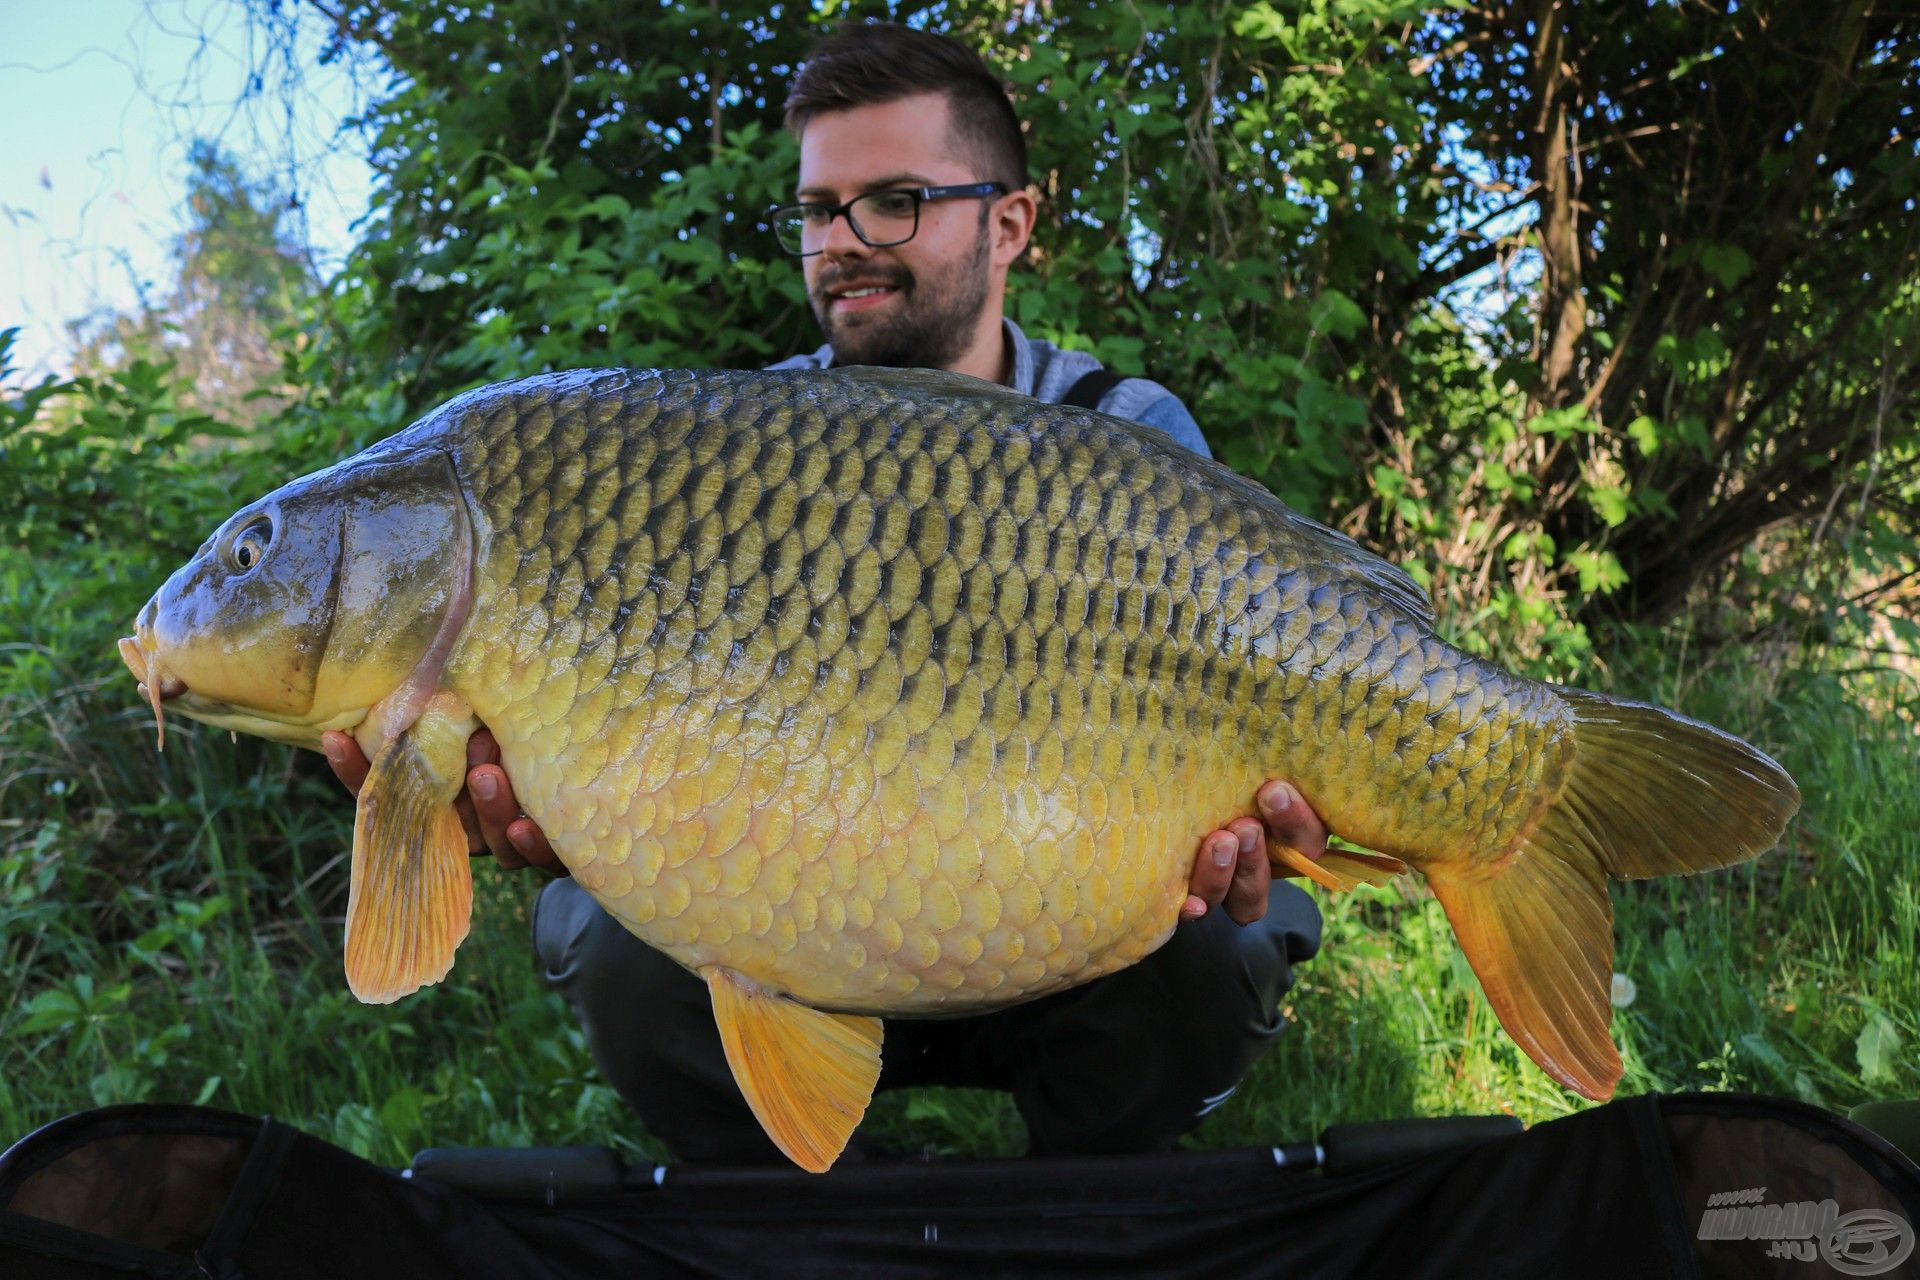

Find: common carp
120;368;1799;1170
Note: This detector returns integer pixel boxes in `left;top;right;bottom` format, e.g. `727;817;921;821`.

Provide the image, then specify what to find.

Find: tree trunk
1526;0;1584;413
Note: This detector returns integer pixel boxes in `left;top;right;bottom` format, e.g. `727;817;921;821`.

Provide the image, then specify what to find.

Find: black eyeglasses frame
766;182;1010;256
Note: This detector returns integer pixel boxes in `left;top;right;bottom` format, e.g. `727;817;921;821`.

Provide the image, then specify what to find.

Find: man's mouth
824;279;906;314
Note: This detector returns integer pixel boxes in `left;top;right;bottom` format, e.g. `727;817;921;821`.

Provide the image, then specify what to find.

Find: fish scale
436;368;1537;1013
128;363;1798;1167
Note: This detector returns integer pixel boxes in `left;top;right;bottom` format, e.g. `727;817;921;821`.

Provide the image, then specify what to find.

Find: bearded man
329;21;1330;1162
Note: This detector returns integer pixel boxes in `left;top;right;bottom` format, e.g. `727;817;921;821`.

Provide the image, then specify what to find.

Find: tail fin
1426;688;1800;1100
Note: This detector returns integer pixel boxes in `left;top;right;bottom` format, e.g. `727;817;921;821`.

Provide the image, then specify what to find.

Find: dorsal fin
823;366;1438;627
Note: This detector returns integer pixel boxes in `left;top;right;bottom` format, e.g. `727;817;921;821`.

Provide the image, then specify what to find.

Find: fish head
120;446;472;751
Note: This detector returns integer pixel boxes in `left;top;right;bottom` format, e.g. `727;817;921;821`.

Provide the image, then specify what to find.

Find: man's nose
820;211;873;261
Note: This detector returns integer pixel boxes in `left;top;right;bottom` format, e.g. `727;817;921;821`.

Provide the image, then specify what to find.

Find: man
327;22;1330;1161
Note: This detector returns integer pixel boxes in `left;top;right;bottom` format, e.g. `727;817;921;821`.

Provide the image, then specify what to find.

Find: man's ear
991;188;1038;268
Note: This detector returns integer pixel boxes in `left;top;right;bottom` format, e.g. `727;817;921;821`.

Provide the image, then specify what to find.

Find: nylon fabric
7;1096;1915;1278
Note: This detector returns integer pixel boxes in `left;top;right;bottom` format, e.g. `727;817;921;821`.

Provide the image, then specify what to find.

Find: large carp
121;368;1798;1170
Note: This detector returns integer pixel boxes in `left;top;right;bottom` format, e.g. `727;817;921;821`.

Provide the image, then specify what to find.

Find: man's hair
785;23;1028;191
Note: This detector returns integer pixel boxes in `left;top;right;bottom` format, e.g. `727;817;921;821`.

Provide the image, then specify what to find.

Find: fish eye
227;518;274;573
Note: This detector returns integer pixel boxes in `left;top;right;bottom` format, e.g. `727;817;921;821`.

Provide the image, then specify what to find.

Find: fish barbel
120;368;1799;1170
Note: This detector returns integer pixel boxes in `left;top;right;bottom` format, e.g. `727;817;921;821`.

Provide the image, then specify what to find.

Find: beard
811;214;992;369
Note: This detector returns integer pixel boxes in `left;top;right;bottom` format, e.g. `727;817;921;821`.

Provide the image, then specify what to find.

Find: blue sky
0;1;375;380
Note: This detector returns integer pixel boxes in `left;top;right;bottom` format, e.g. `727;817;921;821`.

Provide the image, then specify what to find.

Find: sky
0;0;377;381
0;3;1540;387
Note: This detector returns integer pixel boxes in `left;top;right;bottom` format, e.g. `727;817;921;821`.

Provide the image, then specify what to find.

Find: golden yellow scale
122;367;1799;1172
458;374;1377;1005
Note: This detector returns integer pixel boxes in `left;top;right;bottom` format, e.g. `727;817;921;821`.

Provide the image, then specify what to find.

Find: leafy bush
1;328;344;1077
3;0;1915;1155
264;0;1917;678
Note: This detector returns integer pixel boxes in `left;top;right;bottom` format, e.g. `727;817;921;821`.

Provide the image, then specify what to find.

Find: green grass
1211;659;1920;1145
3;635;1915;1166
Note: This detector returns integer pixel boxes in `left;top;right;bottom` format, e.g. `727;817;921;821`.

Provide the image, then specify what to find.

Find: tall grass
1214;657;1920;1146
4;619;1913;1163
7;330;1915;1163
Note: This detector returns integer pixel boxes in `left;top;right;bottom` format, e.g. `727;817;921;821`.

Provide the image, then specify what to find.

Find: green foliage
278;0;1916;677
1411;1;1920;642
1;329;318;1094
67;143;316;428
3;0;1916;1164
2;334;229;592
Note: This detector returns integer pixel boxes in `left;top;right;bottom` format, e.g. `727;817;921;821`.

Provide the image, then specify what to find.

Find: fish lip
117;631;367;751
120;632;183;751
119;635;186;700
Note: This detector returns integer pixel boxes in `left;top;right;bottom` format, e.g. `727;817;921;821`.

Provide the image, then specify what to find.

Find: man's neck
941;311;1012;385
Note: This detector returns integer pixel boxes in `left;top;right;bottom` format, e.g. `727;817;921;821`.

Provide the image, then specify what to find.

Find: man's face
794;92;1002;369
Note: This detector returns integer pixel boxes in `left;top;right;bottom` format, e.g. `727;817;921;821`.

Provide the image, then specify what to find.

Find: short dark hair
785;23;1028;191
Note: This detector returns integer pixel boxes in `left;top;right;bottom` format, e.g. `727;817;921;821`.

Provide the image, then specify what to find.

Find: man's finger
467;761;565;874
1258;780;1329;878
454;790;515;864
1223;816;1270;924
321;731;370;796
507;818;566;875
466;728;502;769
468;763;523;863
1182;830;1240;920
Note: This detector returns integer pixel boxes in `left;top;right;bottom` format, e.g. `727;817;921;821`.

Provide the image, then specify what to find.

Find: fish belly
477;664;1268;1015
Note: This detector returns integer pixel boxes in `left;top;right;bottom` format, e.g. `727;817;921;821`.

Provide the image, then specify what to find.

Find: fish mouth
119;634;186;752
116;623;374;754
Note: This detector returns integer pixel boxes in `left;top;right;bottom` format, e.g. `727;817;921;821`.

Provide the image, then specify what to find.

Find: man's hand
1181;781;1327;926
321;729;566;875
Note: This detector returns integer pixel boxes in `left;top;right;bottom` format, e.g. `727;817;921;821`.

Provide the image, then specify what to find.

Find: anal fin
1272;843;1408;892
344;695;478;1003
707;968;883;1173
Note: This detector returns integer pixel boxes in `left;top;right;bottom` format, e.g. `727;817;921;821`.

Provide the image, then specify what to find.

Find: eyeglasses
767;183;1008;256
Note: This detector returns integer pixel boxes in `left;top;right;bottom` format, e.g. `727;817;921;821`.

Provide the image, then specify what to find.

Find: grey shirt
765;318;1211;458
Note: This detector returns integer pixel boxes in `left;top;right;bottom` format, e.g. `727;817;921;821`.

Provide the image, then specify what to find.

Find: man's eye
869;192;917;218
799;205;836;225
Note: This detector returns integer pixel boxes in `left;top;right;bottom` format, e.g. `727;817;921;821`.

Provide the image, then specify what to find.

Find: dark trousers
533;877;1321;1162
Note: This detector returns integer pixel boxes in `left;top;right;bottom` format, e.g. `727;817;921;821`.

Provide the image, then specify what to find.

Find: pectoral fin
344;696;478;1004
707;968;883;1173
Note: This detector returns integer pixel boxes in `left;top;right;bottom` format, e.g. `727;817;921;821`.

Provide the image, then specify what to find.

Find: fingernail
509;826;535;852
321;736;343;765
1262;785;1291;815
1182;898;1206;920
473;773;497;802
1238;826;1258;853
1212;838;1234;868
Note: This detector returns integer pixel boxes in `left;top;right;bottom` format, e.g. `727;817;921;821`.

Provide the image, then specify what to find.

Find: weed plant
3;336;1913;1164
5;600;1913;1164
